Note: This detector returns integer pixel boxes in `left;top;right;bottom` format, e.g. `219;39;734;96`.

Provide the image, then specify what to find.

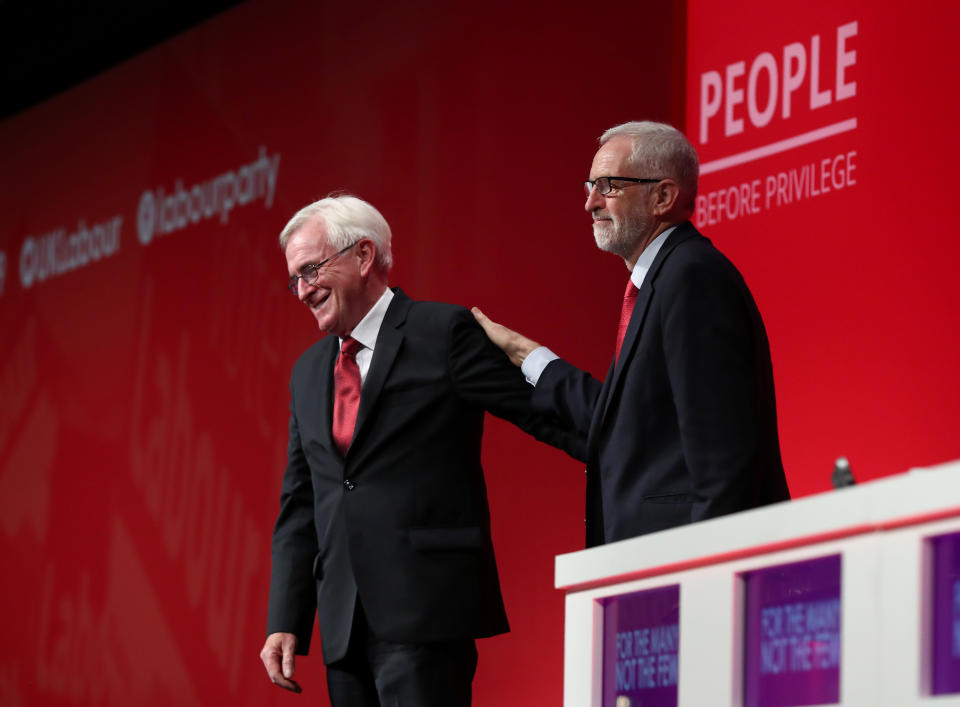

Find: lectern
555;459;960;706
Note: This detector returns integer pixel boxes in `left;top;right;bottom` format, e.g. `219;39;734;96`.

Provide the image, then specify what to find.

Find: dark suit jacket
534;222;790;546
267;289;582;663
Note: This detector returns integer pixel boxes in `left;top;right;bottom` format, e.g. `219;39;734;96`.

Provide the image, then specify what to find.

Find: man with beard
473;121;790;547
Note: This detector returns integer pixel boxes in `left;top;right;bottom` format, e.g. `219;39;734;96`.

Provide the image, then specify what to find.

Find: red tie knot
340;337;363;358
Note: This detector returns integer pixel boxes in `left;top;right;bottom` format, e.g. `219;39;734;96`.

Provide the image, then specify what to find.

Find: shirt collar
340;287;394;351
630;225;676;289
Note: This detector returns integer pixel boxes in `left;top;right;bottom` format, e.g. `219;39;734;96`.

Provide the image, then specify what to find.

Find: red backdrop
0;0;956;705
685;0;960;495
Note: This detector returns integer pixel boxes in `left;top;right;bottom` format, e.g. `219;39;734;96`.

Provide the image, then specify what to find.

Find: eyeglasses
287;242;359;294
584;176;664;197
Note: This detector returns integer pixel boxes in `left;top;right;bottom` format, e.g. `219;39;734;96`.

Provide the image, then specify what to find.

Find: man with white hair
259;194;581;706
474;121;790;547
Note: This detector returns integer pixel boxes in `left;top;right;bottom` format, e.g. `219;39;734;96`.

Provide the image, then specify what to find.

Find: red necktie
615;279;639;362
332;337;363;456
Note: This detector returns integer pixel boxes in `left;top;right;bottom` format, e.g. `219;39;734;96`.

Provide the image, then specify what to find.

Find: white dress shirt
339;287;394;384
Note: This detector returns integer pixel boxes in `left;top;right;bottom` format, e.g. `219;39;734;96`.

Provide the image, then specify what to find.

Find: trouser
325;600;478;707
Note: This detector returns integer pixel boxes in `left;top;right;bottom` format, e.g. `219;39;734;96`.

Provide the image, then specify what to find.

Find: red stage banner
686;0;960;496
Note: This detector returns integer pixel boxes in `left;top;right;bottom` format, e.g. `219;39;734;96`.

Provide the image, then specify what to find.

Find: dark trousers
325;601;478;707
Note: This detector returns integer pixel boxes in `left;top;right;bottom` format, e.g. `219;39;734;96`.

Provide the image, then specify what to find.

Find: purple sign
742;554;841;707
930;531;960;694
601;584;679;707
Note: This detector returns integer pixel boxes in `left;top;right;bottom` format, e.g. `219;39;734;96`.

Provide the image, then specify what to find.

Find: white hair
278;194;393;271
600;121;699;210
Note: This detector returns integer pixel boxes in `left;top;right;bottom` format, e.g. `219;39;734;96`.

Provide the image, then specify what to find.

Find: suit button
343;480;356;491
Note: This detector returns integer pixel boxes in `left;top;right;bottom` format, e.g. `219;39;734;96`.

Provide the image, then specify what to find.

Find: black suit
267;289;581;667
534;222;789;546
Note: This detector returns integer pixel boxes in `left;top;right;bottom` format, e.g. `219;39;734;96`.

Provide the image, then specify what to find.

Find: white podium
555;459;960;707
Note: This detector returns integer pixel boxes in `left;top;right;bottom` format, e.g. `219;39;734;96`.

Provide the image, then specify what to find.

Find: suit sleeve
266;374;319;655
446;309;587;462
660;256;761;520
531;358;606;438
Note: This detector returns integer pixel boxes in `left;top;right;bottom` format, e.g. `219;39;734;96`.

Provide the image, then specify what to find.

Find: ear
651;179;681;216
356;239;378;277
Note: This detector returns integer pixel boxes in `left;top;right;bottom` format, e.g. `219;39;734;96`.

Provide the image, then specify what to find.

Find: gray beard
593;210;650;258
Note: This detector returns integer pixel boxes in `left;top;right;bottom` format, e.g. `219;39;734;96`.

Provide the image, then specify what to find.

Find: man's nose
585;185;604;212
298;278;316;302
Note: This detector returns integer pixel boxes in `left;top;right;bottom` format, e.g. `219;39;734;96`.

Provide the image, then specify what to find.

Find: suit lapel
311;339;338;456
596;222;700;429
349;288;410;452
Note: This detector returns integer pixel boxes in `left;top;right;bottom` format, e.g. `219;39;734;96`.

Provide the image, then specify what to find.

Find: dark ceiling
0;1;244;121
